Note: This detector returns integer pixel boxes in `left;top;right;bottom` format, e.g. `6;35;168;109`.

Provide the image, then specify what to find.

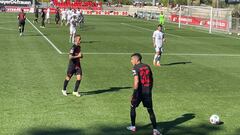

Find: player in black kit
127;53;161;135
55;7;60;24
62;35;83;97
33;6;39;23
17;8;26;36
40;8;46;28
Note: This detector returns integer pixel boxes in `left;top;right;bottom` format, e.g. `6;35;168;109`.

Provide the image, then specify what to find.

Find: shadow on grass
20;116;224;135
21;128;83;135
94;120;223;135
24;34;43;37
162;61;192;66
81;86;131;96
81;40;100;44
139;113;195;134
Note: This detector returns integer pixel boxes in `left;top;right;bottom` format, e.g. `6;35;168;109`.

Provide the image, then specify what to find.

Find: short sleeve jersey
132;63;153;93
18;12;26;22
69;44;81;67
153;30;164;48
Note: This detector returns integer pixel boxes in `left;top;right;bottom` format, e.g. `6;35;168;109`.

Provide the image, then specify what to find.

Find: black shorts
131;93;152;108
19;20;25;27
67;65;82;77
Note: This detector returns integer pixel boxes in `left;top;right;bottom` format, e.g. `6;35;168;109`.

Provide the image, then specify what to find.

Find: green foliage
174;0;188;5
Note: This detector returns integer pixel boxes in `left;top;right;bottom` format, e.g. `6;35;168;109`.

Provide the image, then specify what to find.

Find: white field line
26;18;63;54
61;52;240;57
120;23;182;38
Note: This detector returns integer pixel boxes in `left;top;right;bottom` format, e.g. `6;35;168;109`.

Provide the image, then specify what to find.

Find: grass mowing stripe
121;22;182;38
26;18;63;54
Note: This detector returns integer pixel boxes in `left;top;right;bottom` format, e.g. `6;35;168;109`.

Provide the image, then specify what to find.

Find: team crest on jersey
132;70;137;76
70;48;74;54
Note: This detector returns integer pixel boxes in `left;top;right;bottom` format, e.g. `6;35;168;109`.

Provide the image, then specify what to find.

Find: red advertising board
5;6;30;12
169;14;228;30
4;6;129;16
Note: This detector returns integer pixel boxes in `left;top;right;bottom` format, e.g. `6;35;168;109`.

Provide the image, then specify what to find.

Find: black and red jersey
132;63;153;93
69;44;81;67
18;12;26;21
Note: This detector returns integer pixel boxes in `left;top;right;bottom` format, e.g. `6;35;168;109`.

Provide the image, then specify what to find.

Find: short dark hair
131;53;142;61
158;24;163;28
75;34;81;40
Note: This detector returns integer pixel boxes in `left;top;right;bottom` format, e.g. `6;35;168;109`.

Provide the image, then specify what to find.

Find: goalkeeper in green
159;11;165;31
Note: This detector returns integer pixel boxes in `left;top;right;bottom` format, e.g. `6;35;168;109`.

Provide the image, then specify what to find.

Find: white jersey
76;10;81;17
70;18;77;34
72;12;78;18
46;8;50;18
67;10;72;20
152;30;164;47
61;10;67;20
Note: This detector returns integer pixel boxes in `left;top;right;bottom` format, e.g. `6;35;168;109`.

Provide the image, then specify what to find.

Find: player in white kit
61;8;67;26
69;15;78;43
152;24;165;67
46;7;51;24
66;8;72;26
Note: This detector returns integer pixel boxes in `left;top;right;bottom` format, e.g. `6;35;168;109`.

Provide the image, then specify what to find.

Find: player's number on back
139;67;150;87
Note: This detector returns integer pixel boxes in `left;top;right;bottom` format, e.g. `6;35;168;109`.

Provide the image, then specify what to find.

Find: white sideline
61;52;240;57
26;18;63;54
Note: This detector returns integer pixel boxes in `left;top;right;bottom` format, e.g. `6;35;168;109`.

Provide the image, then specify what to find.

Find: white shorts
70;27;76;35
61;17;66;20
155;46;163;53
46;14;50;19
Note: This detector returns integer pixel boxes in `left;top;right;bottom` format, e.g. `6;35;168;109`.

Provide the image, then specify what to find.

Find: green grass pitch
0;12;240;135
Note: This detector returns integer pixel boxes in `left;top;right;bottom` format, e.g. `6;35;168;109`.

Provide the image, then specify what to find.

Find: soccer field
0;12;240;135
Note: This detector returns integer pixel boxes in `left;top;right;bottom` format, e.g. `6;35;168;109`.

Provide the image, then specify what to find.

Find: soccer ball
209;114;220;125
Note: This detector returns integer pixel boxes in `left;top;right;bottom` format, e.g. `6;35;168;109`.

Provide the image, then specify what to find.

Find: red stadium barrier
5;6;30;12
4;6;129;16
169;14;228;30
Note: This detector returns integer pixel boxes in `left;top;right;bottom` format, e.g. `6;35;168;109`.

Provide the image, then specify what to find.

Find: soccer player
62;35;83;97
78;10;84;28
66;8;72;26
55;7;60;24
40;8;46;28
33;6;39;23
159;11;165;28
69;15;77;43
46;7;50;24
61;8;67;26
17;8;26;36
127;53;161;135
152;24;165;66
